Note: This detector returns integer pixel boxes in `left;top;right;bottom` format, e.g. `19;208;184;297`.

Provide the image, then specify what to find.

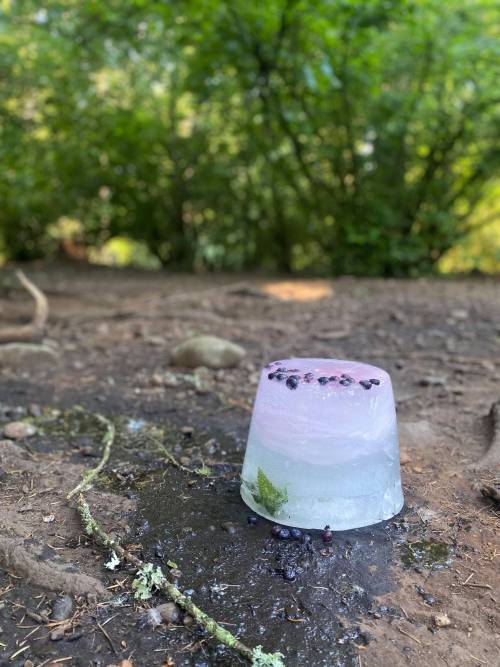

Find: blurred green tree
0;0;498;274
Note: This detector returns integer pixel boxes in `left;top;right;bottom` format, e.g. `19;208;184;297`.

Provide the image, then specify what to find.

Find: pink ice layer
252;358;395;465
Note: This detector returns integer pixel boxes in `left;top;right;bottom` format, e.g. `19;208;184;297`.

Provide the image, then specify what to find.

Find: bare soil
0;265;498;667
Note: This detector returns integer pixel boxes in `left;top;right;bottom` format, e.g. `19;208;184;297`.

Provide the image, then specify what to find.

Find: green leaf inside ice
252;468;288;517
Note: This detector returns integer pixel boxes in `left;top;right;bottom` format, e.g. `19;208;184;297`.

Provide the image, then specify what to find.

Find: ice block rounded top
241;358;404;530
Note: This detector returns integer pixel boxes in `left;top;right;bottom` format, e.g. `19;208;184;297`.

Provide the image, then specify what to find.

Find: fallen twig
397;624;423;645
66;413;115;500
0;270;49;343
68;411;284;666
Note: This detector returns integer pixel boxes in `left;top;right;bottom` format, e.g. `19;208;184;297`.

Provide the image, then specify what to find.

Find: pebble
51;594;74;622
3;421;37;440
221;522;237;535
183;614;195;627
157;602;181;624
283;566;296;581
0;343;59;368
170;335;245;369
434;613;451;627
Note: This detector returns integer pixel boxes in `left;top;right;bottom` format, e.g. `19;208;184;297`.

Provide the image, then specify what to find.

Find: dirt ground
0;265;498;667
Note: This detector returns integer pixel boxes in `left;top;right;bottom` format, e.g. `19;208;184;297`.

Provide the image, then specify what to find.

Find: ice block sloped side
241;358;404;529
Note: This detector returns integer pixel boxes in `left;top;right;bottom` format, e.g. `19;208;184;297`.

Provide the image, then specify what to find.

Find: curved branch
0;271;49;343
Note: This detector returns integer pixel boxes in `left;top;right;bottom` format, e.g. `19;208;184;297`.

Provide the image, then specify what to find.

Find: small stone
50;628;65;641
171;335;245;369
52;594;74;621
183;614;195;627
181;426;194;437
24;661;35;667
3;421;37;440
283;566;296;581
221;522;237;535
157;602;181;624
28;404;42;417
419;374;446;387
0;343;59;368
434;613;451;628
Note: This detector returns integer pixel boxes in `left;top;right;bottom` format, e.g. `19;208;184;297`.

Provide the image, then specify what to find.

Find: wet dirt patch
134;465;408;666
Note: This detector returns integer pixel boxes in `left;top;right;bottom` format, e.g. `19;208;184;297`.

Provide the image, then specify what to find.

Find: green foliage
132;563;166;600
251;646;286;667
0;0;498;274
253;468;288;517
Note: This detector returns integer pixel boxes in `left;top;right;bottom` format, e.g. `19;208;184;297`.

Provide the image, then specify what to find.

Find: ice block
241;358;404;530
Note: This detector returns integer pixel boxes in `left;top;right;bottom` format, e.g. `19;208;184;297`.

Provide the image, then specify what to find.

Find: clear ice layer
241;358;404;530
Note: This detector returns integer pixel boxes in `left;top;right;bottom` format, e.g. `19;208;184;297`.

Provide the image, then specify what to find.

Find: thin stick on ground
68;412;284;666
0;270;49;343
66;413;115;500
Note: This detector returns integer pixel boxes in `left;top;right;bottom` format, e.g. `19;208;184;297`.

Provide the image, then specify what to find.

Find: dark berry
359;380;372;389
247;516;258;526
286;377;299;390
339;379;350;386
322;525;333;543
329;376;339;382
277;527;291;540
341;374;349;379
283;566;296;581
268;372;277;380
290;528;302;540
271;525;281;537
276;373;286;381
369;378;381;385
318;376;329;385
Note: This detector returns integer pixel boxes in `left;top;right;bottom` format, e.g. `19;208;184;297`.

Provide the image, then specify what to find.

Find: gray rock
399;421;435;450
0;343;59;368
3;422;37;440
52;594;74;621
170;335;245;369
157;602;181;624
